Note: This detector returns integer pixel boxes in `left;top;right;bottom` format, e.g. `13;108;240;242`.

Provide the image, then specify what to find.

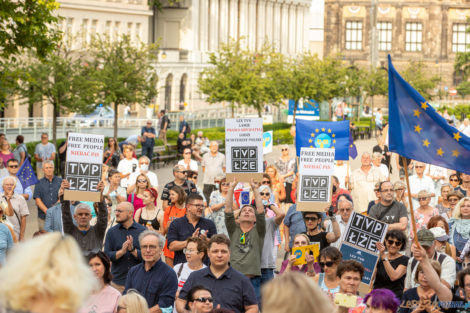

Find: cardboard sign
64;133;104;202
343;212;388;253
334;293;358;308
292;243;320;266
225;118;264;181
263;131;273;154
297;147;335;211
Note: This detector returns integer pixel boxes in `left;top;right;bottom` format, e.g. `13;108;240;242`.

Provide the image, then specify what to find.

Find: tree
402;61;440;100
363;67;388;117
17;46;101;145
89;35;158;138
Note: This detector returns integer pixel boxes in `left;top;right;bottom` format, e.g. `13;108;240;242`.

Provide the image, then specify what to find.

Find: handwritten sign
292;243;320;266
225;118;264;181
344;212;388;253
297;147;335;211
64;133;104;202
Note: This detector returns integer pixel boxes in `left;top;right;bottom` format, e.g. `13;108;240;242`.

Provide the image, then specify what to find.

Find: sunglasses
304;217;318;222
8;165;18;168
137;179;147;183
107;202;113;207
450;179;459;182
260;192;270;196
319;261;335;268
140;162;149;165
281;148;288;151
387;239;402;247
415;166;425;168
448;198;459;202
418;197;429;201
262;181;270;185
221;182;229;186
240;232;246;245
194;297;214;303
192;176;198;179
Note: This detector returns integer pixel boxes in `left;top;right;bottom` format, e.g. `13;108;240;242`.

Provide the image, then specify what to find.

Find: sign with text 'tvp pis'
225;118;264;182
297;147;335;212
64;133;104;202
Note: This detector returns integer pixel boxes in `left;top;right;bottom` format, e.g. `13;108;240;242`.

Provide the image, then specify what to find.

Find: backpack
166;116;171;129
410;253;447;274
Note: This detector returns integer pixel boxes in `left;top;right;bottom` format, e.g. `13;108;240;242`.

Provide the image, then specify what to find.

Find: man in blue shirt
104;201;146;293
283;204;306;255
168;193;217;265
125;230;178;312
141;120;156;160
33;160;62;231
176;234;258;313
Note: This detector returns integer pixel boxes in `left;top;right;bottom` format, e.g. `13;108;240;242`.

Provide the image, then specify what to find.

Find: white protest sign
225;118;264;181
64;133;104;202
297;147;335;211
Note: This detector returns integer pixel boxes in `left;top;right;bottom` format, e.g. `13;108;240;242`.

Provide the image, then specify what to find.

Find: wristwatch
383;257;389;262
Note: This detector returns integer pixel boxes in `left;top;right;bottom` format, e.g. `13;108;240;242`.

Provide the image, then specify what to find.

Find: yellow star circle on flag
453;132;462;142
421;102;429;110
413;110;421;118
310;133;315;137
452;149;460;157
328;129;332;133
422;139;430;147
315;129;319;133
321;128;325;132
414;125;422;133
436;148;444;156
309;139;312;143
332;134;336;138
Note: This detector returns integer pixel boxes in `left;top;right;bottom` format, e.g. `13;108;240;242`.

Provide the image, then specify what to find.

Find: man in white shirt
371;152;389;179
325;197;353;248
127;156;158;191
409;161;435;209
334;160;351;189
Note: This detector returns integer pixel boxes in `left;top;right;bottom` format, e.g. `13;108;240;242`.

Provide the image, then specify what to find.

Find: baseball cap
429;227;449;242
417;229;435;247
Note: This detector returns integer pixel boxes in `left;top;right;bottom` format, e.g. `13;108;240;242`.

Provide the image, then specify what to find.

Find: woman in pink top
0;141;14;168
80;251;121;313
410;190;440;241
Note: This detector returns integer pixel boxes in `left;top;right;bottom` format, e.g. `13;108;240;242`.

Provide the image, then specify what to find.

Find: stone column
200;0;209;51
239;0;249;47
219;0;229;44
229;0;238;40
209;0;219;50
248;0;257;50
273;0;281;50
280;2;289;54
295;4;304;53
288;4;297;54
265;0;274;43
257;0;266;49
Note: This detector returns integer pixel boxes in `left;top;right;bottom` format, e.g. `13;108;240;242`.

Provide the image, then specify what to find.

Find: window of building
452;23;470;53
81;19;89;46
91;20;98;38
377;21;392;51
105;21;112;38
345;21;363;50
135;23;141;40
405;22;422;52
113;21;121;40
127;22;133;37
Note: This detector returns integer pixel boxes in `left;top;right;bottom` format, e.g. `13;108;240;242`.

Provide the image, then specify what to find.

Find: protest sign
263;131;273;154
343;212;388;253
292;243;320;266
64;133;104;202
339;242;380;294
225;118;264;181
297;147;335;211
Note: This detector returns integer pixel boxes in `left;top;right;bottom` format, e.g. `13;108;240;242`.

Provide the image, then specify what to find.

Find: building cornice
59;2;153;16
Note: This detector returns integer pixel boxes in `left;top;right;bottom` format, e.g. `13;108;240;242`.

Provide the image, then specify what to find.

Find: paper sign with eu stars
388;55;470;175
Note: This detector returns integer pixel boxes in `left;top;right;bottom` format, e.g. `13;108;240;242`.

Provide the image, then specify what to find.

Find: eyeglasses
418;197;429;201
192;176;198;179
221;182;229;186
260;192;270;196
386;239;402;247
184;152;191;154
381;189;394;193
76;213;91;217
304;217;318;222
240;232;246;245
189;203;204;209
395;188;405;191
183;248;198;254
140;162;149;165
194;297;214;303
319;261;335;268
141;245;158;251
8;165;18;168
262;181;270;185
415;166;425;168
281;148;288;151
450;179;459;182
338;208;352;212
175;170;185;174
137;179;147;183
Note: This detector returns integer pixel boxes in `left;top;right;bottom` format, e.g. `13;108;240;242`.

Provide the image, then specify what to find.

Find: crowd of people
0;115;469;313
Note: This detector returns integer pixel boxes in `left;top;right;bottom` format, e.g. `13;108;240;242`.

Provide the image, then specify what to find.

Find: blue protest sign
339;243;379;286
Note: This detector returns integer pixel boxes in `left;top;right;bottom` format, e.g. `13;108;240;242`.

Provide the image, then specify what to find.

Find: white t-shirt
117;158;139;187
373;164;389;179
334;163;351;189
178;159;198;172
173;262;207;312
128;170;159;188
409;175;436;209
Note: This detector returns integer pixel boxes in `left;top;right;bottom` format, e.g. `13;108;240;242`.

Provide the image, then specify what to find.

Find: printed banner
339;242;380;286
343;212;388;253
292;243;320;266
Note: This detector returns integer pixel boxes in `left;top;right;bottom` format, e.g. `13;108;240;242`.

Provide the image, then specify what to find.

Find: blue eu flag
295;119;350;160
388;55;470;175
17;158;40;189
349;132;358;160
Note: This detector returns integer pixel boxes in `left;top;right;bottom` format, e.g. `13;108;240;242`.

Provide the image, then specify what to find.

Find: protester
134;187;162;232
158;110;170;146
128;173;151;214
0;158;33;200
104;202;146;293
117;145;139;188
350;152;386;214
442;190;464;221
331;176;350;212
103;137;121;168
283;203;306;254
336;260;365;311
367;182;382;214
141;120;156;160
393;181;408;209
12;135;27;167
117;290;150;313
374;230;409;299
103;169;127;226
0;233;98;313
413;190;440;234
176;234;258;313
409;161;436;209
177;133;192;154
450;173;462;189
372;135;391;171
33;160;62;231
184;286;213;313
371;152;389;178
128;156;159;190
34;132;56;179
437;183;452;215
280;233;316;275
324;197;353;249
161;164;197;211
179;115;190;136
168;193;216;266
265;165;286;205
178;147;198;172
201;141;225;201
449;197;470;258
186;170;207;206
124;230;178;312
44;203;65;233
262;272;334;313
0;140;14;170
225;179;265;302
334;160;351;190
0;222;13;266
1;176;29;241
302;211;340;250
396;156;413;181
404;229;456;289
362;289;400;313
79;251;121;313
428;226;457;261
207;176;229;236
57;134;68;177
455;173;470;196
312;247;342;297
274;145;295;204
369;181;408;231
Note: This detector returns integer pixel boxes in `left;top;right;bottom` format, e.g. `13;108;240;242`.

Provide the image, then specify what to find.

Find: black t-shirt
369;201;408;224
398;156;412;167
373;254;409;299
58;141;67;162
372;144;390;168
399;288;439;313
304;231;329;251
160;115;169;130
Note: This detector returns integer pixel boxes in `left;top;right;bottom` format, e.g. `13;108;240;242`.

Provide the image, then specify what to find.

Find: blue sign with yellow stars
388;55;470;175
295;119;350;160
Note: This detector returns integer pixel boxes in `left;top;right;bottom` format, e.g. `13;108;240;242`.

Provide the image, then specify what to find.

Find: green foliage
439;104;470;119
0;0;62;60
363;67;388;101
456;81;470;98
402;61;440;100
89;35;159;138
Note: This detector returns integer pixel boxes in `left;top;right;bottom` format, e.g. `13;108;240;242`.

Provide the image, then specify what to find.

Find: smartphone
132;164;137;172
240;190;250;206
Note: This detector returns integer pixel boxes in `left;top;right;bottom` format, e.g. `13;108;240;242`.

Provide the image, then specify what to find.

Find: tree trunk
114;102;119;139
231;103;234;118
328;100;332;120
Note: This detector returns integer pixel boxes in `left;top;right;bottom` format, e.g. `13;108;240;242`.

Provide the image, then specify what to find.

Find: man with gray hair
161;164;197;211
59;180;108;253
127;155;158;193
325;196;354;249
33;160;62;230
124;230;178;312
104;201;146;293
201;141;225;201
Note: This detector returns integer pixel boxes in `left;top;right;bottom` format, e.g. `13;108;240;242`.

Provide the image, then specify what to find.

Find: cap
417;229;435;247
429;227;449;242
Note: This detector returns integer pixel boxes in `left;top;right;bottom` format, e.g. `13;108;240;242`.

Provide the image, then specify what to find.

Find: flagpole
401;156;419;246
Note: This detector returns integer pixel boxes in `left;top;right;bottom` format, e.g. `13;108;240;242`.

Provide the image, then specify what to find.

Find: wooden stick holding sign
64;133;104;202
225;118;264;182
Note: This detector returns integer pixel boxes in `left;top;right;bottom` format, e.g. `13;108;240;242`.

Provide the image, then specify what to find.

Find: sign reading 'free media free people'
225;118;264;181
64;133;104;202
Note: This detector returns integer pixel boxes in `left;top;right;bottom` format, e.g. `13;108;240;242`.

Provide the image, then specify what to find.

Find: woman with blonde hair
117;289;149;313
262;272;334;313
265;165;286;205
449;197;470;259
0;233;98;313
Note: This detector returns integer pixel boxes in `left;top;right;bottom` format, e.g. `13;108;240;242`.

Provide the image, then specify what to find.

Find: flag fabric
295;119;350;160
388;55;470;175
349;131;358;159
17;158;39;189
